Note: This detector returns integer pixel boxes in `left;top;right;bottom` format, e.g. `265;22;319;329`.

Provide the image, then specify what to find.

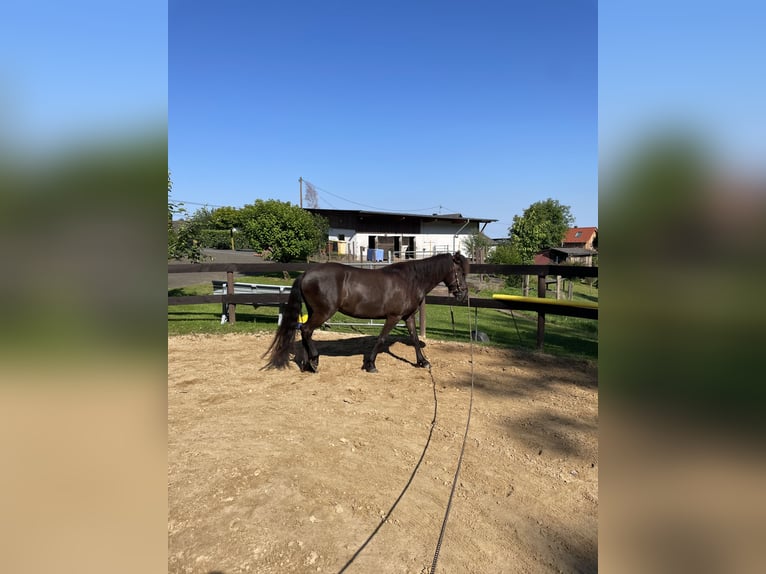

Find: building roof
550;247;595;257
562;226;597;244
305;207;496;225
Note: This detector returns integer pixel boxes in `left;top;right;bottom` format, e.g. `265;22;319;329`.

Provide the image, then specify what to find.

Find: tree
208;206;243;230
167;171;176;231
509;198;574;262
240;199;328;262
462;232;493;261
487;242;525;287
167;173;204;262
168;172;177;258
303;181;319;208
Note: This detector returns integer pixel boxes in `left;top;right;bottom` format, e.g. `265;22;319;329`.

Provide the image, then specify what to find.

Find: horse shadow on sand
289;334;426;370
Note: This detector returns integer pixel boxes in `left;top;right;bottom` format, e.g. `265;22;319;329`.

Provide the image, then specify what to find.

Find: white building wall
327;228;356;241
420;220;480;254
414;234;452;255
326;221;480;260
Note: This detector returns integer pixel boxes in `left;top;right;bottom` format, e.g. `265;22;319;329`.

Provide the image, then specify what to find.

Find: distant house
304;208;496;261
491;225;598;266
562;226;598;251
532;225;598;266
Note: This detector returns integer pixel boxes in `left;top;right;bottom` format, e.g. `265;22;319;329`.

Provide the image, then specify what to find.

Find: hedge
198;229;251;250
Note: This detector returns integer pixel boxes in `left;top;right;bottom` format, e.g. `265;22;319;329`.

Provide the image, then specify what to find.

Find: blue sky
169;1;598;238
599;1;765;177
1;1;166;151
3;2;762;238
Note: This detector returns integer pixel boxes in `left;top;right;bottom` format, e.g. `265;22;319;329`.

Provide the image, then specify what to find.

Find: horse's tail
262;274;304;369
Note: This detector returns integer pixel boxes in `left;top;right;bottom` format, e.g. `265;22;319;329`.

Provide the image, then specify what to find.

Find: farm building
534;247;596;266
533;226;598;266
304;208;496;261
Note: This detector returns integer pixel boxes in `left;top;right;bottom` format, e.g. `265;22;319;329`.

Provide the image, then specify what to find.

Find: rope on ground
337;363;439;574
429;295;476;573
510;308;523;345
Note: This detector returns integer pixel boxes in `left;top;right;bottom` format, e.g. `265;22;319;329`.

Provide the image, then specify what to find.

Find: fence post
537;273;546;350
227;270;236;324
418;299;427;339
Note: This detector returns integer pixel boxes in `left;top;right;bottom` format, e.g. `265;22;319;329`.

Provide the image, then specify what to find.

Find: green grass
168;275;598;360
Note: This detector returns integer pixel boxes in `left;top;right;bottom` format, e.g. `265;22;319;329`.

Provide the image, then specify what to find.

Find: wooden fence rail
168;263;597;350
168;262;598;277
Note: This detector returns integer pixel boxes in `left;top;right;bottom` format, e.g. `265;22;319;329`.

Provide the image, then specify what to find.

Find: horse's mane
382;253;455;283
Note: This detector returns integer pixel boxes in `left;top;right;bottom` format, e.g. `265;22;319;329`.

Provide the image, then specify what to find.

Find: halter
445;261;465;296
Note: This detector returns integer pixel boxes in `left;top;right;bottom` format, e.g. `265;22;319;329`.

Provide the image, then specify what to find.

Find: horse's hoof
418;360;431;369
363;364;378;373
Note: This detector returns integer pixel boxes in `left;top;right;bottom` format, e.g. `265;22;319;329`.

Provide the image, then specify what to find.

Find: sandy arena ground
168;331;598;573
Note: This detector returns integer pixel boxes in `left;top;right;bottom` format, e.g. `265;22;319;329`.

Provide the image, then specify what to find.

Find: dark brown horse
263;252;470;372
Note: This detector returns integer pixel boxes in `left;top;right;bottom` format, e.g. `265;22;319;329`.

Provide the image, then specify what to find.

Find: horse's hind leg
299;324;318;372
404;314;430;369
299;313;328;372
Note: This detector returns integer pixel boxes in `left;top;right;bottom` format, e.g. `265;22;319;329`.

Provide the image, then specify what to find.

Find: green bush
198;229;230;249
168;221;203;262
197;229;251;250
240;199;328;262
487;243;524;287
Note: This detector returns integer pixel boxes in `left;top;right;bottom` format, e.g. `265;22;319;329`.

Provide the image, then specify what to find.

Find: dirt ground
168;331;598;574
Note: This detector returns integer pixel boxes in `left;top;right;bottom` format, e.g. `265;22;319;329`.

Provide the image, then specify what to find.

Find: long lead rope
338;294;476;574
338;363;440;574
429;295;476;573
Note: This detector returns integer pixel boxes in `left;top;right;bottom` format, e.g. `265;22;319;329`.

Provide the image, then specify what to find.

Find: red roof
534;252;554;265
562;226;597;244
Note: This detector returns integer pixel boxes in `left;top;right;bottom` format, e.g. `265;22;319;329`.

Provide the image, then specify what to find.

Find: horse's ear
453;251;469;271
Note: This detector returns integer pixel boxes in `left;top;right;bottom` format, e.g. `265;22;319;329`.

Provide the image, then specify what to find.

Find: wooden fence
168;262;598;350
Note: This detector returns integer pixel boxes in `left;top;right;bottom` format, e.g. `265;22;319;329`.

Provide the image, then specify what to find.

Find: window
574;231;582;238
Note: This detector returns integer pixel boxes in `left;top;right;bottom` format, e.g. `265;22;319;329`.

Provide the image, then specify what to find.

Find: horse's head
445;252;470;303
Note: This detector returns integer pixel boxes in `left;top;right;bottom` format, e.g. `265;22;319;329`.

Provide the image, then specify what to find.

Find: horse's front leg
404;314;430;369
364;316;399;373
